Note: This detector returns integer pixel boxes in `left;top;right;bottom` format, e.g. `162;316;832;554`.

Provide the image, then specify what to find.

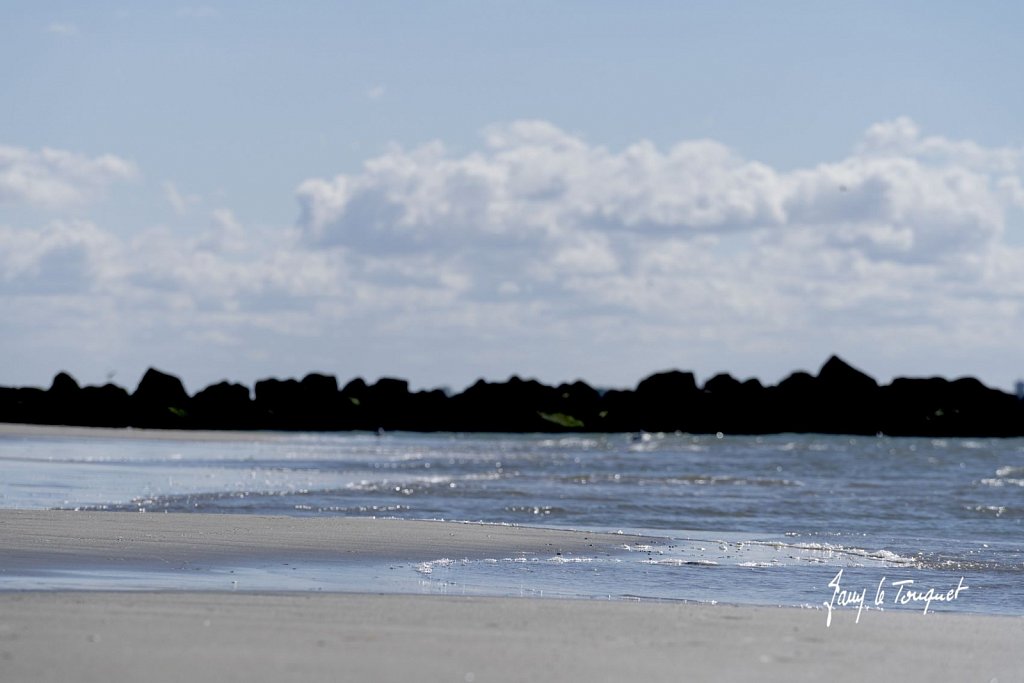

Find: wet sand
0;509;646;571
0;510;1021;681
0;422;287;442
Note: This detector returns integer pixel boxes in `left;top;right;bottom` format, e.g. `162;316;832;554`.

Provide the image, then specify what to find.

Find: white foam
415;558;457;576
980;477;1024;487
642;558;719;567
547;556;596;564
746;540;916;566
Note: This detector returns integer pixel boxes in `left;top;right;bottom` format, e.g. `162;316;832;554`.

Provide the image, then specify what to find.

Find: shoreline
0;421;291;442
0;509;656;571
5;420;1024;444
1;510;1021;680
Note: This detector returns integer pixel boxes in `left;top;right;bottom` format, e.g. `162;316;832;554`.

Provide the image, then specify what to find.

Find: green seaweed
537;412;584;428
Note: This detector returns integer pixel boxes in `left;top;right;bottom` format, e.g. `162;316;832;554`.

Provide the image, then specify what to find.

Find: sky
2;1;1024;394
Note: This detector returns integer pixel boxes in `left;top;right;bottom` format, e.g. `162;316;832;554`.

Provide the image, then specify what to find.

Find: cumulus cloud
857;117;1021;172
0;220;120;294
296;121;788;247
3;119;1024;391
296;117;1020;292
0;145;137;209
301;120;1016;262
285;118;1024;386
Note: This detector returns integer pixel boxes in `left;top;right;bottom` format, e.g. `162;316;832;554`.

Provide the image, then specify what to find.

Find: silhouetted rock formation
450;376;565;432
879;376;1021;437
130;368;192;429
633;370;701;432
254;374;346;430
763;356;882;435
1;356;1022;436
193;381;254;430
81;384;131;428
701;375;769;434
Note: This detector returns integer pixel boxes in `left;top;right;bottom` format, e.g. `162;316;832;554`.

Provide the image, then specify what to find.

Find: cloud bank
296;117;1020;264
0;145;137;208
2;120;1023;390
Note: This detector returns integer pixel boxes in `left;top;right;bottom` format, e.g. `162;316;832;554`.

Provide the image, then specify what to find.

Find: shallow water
1;430;1021;616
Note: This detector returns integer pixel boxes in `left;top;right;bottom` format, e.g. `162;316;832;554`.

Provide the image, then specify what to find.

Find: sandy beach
0;508;643;571
0;422;289;443
2;590;1020;683
0;510;1021;682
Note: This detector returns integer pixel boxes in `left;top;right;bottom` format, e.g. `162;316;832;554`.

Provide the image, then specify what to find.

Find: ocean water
1;429;1021;618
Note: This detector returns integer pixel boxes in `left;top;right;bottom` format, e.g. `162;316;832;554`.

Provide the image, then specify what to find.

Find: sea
1;429;1022;618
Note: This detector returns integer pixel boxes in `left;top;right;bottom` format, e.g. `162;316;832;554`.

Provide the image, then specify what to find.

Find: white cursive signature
823;569;968;627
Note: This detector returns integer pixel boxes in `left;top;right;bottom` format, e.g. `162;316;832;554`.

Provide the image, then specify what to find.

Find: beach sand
2;591;1020;683
0;422;289;443
0;510;1021;682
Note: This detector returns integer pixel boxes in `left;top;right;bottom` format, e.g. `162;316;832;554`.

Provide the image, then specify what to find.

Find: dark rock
817;355;877;394
364;378;412;431
880;376;1021;436
369;377;409;402
50;372;80;396
193;381;254;429
813;356;880;435
254;374;345;430
130;368;193;428
633;370;700;432
0;386;47;425
301;373;340;401
767;371;819;433
299;373;347;429
41;372;82;426
761;357;881;434
451;376;565;432
338;378;371;429
701;374;769;434
703;373;742;395
596;388;640;432
550;381;601;430
2;355;1022;436
403;388;452;432
80;384;131;427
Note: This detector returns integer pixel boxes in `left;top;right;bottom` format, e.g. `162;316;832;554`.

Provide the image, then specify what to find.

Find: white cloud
284;118;1024;386
296;117;1019;276
0;220;121;294
366;84;386;101
0;145;137;209
857;117;1021;172
4;119;1024;392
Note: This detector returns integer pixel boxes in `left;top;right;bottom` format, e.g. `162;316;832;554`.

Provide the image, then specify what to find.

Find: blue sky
2;2;1023;393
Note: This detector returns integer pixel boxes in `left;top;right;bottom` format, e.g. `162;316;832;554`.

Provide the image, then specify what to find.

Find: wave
963;504;1024;519
642;558;719;567
553;473;803;487
753;540;914;560
978;478;1024;488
